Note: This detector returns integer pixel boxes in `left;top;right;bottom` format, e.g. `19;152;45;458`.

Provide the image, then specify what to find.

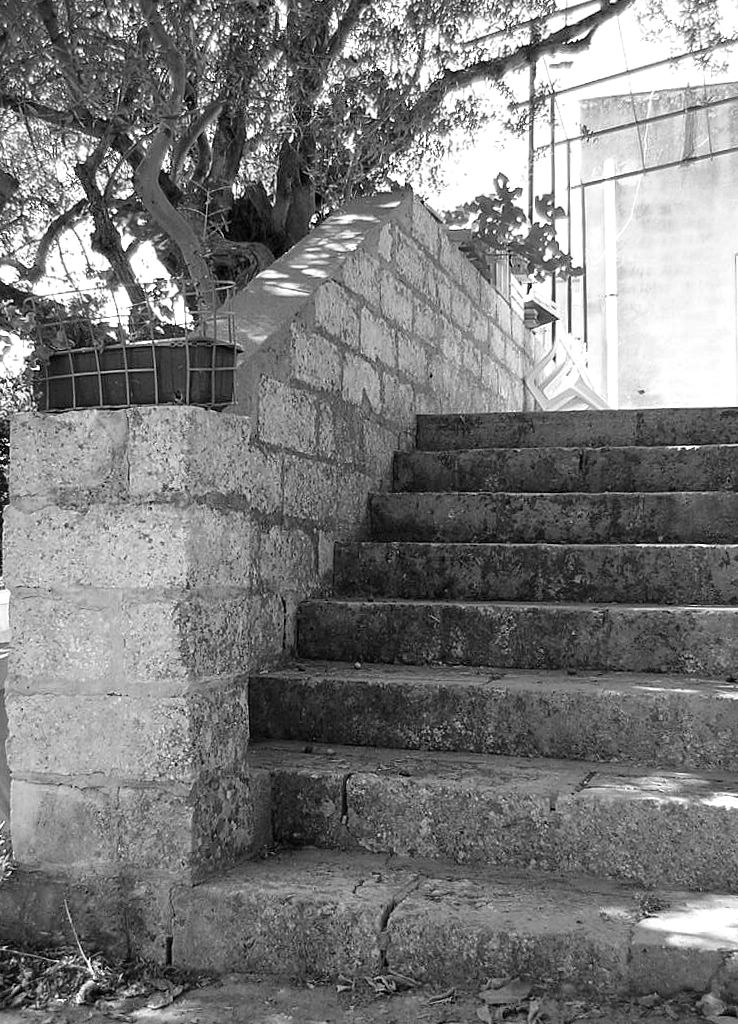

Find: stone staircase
173;406;738;996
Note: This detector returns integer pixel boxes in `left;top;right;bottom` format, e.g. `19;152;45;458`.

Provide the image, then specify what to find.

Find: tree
0;0;730;321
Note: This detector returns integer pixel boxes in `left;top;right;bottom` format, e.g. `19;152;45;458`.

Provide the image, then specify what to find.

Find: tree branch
135;0;215;306
408;0;637;127
138;0;186;107
75;145;148;310
0;197;87;282
34;0;86;107
171;99;224;184
326;0;372;61
0;90;145;171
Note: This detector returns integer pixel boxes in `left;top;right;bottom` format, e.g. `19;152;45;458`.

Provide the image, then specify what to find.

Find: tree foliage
446;173;583;281
0;0;730;318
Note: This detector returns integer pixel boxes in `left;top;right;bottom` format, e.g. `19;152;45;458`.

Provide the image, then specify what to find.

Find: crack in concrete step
249;741;738;890
170;848;738;996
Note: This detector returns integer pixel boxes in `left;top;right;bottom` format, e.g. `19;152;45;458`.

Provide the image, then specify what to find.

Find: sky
428;0;738;213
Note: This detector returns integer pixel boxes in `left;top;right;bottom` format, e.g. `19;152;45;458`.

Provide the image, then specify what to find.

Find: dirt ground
0;975;709;1024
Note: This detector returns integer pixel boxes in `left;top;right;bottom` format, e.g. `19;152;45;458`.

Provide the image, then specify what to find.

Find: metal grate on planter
31;282;239;412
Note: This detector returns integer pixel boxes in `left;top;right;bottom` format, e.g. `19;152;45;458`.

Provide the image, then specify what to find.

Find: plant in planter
1;282;239;412
445;172;583;284
0;2;283;413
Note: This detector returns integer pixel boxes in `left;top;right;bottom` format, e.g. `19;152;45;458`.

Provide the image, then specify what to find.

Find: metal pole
603;158;619;407
580;180;588;350
528;46;536;225
566;140;573;335
550;92;557;339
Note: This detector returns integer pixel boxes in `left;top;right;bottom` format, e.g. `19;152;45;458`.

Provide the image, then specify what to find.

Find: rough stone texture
6;685;248;780
249;662;738;771
242;403;738;992
170;848;738;996
394;443;738;494
333;541;738;605
250;741;738;891
171;850;391;979
0;866;173;960
229;190;540;646
298;599;738;676
417;407;738;451
4;193;535;960
370;490;738;545
4;408;259;883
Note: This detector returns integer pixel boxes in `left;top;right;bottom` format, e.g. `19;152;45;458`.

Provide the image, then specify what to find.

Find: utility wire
510;36;738;105
617;14;647;169
535;90;738;151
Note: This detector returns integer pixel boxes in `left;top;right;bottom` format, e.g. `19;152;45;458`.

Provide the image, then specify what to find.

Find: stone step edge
248;738;738;794
248;661;738;769
338;540;738;552
375;489;738;498
399;441;738;456
170;847;738;997
296;601;738;682
332;541;738;605
247;741;738;891
415;408;738;451
300;597;738;613
252;659;731;689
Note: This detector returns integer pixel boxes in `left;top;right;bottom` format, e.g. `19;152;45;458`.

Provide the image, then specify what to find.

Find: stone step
333;541;738;606
250;661;738;771
369;491;738;545
249;740;738;892
417;407;738;451
171;847;738;996
394;444;738;494
297;599;738;676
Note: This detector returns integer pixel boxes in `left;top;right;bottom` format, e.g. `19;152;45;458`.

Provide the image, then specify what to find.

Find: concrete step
249;740;738;892
333;541;738;606
417;407;738;451
250;662;738;771
369;491;738;545
170;847;738;996
394;444;738;494
297;599;738;676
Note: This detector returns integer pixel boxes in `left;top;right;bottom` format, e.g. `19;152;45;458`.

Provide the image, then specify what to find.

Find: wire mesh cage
30;281;239;412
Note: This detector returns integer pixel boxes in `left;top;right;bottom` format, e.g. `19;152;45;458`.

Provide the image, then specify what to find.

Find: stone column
3;407;270;886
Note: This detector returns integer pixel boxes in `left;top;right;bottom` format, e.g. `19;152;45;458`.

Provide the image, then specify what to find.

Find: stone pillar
3;407;268;885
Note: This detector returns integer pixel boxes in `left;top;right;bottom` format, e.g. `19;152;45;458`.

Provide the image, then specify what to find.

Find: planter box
34;338;237;411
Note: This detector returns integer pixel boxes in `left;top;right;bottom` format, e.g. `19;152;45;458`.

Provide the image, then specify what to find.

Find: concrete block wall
0;190;537;943
229;190;541;648
3;408;271;885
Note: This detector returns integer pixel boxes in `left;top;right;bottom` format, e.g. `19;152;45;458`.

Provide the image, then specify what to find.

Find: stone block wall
3;408;271;887
229;190;541;648
0;190;538;950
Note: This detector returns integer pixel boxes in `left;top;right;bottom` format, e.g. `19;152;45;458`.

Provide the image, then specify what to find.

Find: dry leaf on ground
480;979;534;1006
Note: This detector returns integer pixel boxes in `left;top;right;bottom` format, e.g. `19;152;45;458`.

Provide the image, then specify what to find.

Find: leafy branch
447;172;583;282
